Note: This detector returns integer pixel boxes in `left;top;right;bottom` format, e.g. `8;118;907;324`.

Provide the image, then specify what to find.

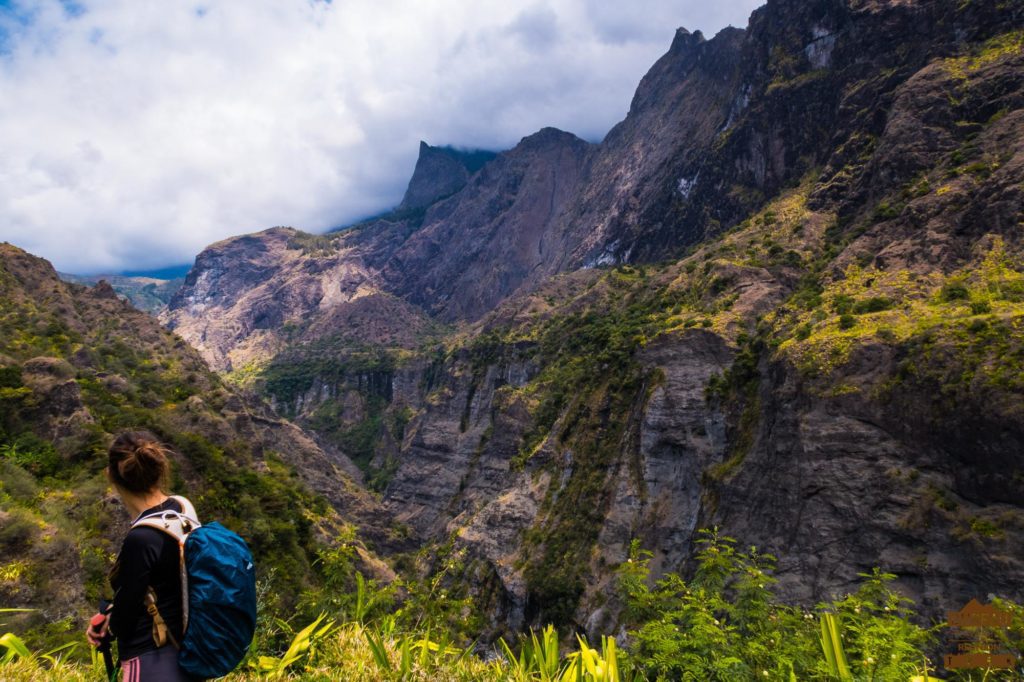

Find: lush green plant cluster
616;530;952;681
515;288;669;459
291;533;482;645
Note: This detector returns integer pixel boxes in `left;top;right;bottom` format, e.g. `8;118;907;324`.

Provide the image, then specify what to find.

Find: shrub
962;161;994;179
940;280;970;301
792;278;823;310
999;279;1024;302
833;294;854;315
876;327;897;343
873;201;901;221
852;296;893;314
0;459;38;502
0;435;60;478
0;366;22;389
783;250;803;267
0;509;38;552
967;318;989;334
838;314;857;330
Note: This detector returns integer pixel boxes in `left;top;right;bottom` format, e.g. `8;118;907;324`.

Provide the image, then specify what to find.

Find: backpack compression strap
145;587;180;649
131;495;201;635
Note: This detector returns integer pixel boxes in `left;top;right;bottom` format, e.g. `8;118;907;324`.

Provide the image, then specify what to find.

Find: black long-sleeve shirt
109;497;185;660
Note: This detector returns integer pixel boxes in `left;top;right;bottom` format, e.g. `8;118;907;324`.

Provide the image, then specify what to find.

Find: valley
2;0;1023;678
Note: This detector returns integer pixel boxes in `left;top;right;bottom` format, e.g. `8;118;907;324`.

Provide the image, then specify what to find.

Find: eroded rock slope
161;0;1024;635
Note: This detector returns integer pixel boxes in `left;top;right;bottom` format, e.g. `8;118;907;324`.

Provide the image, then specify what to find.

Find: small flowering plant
819;568;933;680
616;529;936;681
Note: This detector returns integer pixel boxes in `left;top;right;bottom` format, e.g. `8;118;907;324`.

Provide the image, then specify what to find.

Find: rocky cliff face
381;128;593;320
398;142;497;211
563;26;748;268
160;0;1024;636
161;127;594;368
161;226;441;372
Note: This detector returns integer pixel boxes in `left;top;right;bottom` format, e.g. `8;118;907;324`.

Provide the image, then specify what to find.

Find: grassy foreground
3;531;1023;681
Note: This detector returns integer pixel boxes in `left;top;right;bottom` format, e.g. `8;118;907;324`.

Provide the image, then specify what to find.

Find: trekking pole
91;610;116;682
99;638;115;682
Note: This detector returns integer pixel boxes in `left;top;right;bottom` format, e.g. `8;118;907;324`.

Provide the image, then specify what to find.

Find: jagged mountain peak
167;0;1024;347
668;26;705;52
515;126;589;148
399;142;498;210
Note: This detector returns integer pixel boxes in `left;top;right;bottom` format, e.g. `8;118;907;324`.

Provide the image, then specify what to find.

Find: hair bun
117;452;138;476
135;441;164;464
108;431;170;494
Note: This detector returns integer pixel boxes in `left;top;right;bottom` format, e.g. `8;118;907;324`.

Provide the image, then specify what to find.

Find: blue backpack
133;495;257;678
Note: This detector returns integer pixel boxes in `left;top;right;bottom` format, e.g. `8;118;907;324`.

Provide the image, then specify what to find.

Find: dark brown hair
107;431;170;494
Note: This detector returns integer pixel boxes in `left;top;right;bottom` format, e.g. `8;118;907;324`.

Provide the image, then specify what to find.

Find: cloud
0;0;762;273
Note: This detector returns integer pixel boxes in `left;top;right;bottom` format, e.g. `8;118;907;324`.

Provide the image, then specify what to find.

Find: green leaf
820;613;852;681
365;631;392;673
399;635;413;678
0;632;34;664
41;641;78;666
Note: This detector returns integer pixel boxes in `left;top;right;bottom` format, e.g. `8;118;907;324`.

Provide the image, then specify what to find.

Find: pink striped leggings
121;646;202;681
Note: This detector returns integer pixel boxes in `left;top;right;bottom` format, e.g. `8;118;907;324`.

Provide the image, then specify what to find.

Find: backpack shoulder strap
131;495;201;633
169;495;199;524
131;496;201;540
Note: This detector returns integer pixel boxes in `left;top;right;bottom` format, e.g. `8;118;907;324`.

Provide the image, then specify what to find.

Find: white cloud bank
0;0;762;273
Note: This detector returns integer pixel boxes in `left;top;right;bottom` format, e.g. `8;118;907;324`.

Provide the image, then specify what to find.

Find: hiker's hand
86;612;109;647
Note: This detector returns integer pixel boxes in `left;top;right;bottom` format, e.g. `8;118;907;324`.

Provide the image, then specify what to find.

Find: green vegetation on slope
769;237;1024;404
460;258;763;626
259;342;410;483
0;247;340;652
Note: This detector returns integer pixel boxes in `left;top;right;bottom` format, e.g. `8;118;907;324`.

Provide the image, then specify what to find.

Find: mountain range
5;0;1024;640
58;272;185;314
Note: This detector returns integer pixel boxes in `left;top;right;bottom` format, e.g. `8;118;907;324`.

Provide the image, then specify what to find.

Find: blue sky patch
0;1;33;54
59;1;85;19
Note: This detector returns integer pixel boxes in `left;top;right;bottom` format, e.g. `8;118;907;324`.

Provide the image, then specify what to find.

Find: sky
0;0;763;274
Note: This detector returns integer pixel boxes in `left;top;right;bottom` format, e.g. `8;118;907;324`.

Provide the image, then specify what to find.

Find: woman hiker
85;431;203;681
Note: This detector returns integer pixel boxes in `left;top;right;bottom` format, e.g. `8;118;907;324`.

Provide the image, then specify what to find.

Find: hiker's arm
109;529;160;639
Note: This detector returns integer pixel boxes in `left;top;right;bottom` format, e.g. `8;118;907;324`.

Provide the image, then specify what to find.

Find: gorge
3;0;1024;654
